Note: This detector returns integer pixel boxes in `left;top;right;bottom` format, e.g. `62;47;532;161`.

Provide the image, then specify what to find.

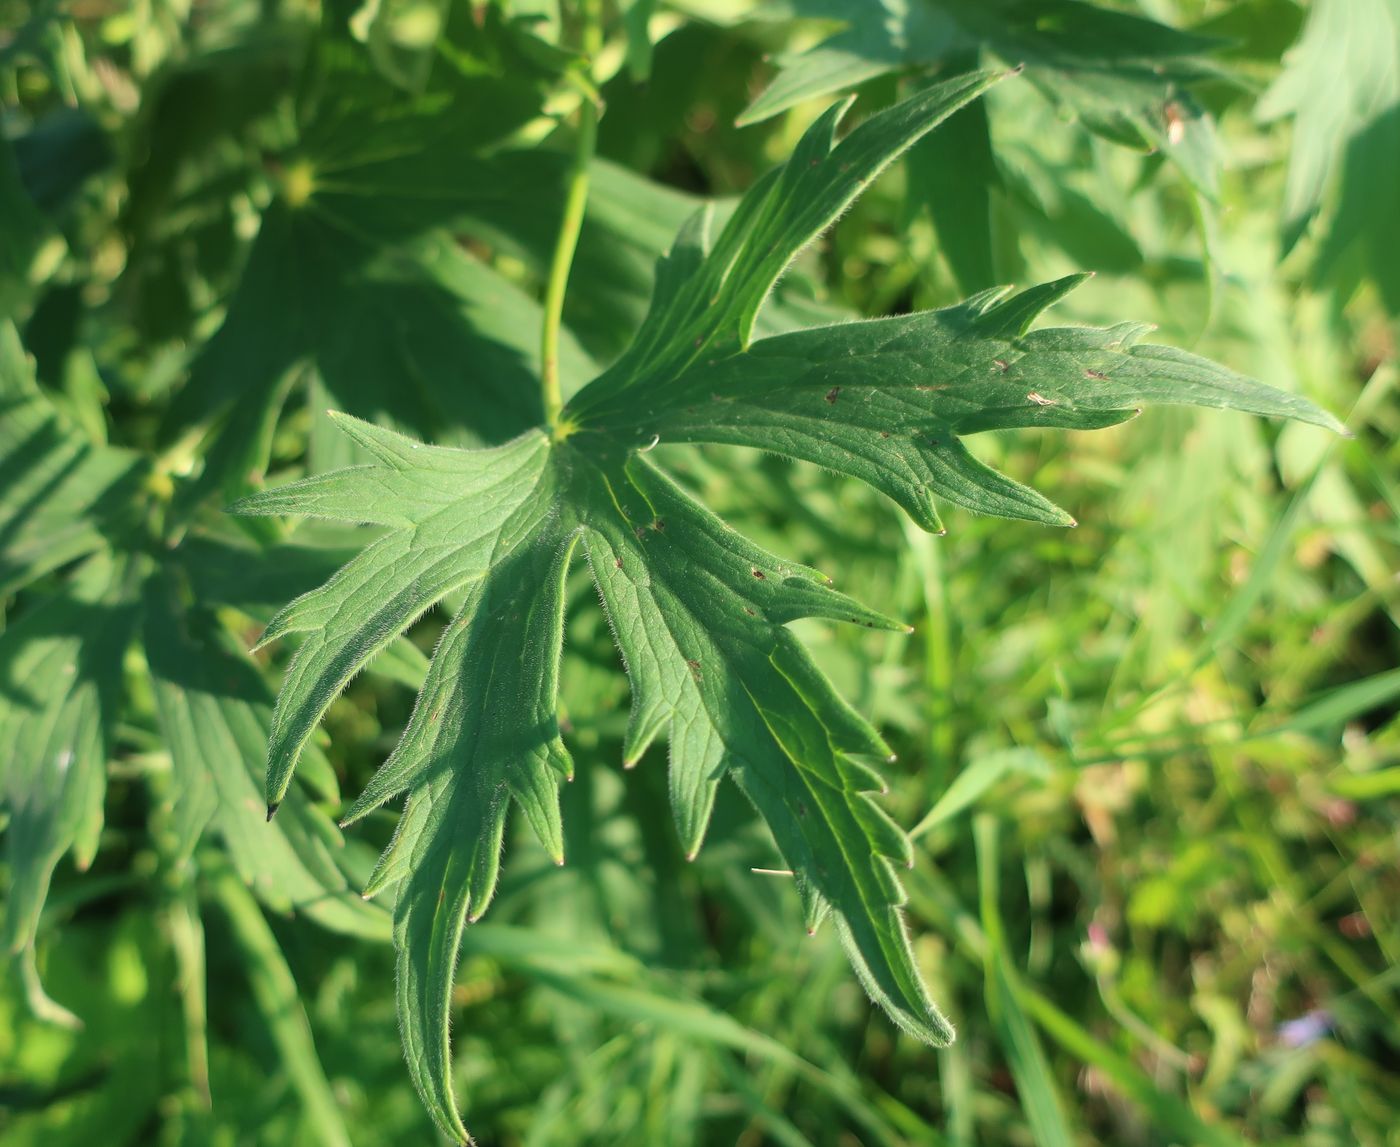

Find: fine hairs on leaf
232;71;1343;1142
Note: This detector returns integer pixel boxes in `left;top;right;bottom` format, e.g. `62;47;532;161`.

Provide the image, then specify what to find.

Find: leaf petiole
541;1;603;430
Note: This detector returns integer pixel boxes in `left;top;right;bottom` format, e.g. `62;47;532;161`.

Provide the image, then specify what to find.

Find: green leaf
1257;0;1400;254
234;419;559;814
213;870;356;1147
911;747;1051;837
620;0;658;79
975;815;1076;1147
575;274;1343;531
739;0;1225;194
168;205;589;503
0;133;55;316
143;567;390;940
238;73;1341;1142
904;62;1000;293
0;321;145;597
1317;105;1400;312
162;0;586;501
161;4;711;498
0;554;136;961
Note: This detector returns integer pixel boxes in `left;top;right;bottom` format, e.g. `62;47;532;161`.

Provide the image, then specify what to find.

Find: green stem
541;3;603;429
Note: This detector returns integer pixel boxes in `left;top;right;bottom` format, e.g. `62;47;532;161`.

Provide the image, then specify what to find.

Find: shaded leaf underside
0;555;133;958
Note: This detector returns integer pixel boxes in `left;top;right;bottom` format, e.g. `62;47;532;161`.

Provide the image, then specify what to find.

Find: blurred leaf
1330;768;1400;801
905;62;999;293
213;871;354;1147
0;555;135;966
620;0;658;79
1018;976;1245;1147
144;567;390;940
0;135;55;317
740;0;1223;193
974;815;1075;1147
1279;668;1400;738
1316;104;1400;312
911;747;1050;837
1258;0;1400;255
11;109;111;216
0;322;144;597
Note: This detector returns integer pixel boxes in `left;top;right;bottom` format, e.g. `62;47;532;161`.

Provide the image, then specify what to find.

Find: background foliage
1;1;1397;1145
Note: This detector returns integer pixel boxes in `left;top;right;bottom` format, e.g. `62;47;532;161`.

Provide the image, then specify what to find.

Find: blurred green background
1;1;1397;1144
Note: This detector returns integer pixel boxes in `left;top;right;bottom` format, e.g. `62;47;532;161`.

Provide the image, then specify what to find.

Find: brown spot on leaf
751;569;766;580
1026;392;1058;406
825;386;841;404
1084;369;1109;381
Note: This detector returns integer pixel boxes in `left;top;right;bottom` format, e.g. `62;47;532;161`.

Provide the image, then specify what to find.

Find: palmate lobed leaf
234;71;1341;1143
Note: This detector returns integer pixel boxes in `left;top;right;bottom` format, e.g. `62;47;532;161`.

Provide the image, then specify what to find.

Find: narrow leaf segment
235;72;1341;1143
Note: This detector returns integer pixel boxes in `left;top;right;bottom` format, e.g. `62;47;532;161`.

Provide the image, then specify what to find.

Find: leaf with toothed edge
233;69;1343;1144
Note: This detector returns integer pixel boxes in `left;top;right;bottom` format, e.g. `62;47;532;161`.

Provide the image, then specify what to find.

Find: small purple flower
1277;1010;1332;1049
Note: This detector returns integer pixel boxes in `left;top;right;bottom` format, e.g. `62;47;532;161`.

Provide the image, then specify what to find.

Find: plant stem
540;3;603;429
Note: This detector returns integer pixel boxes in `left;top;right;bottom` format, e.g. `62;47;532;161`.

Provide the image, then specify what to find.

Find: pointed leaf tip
222;65;1354;1134
265;802;279;822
